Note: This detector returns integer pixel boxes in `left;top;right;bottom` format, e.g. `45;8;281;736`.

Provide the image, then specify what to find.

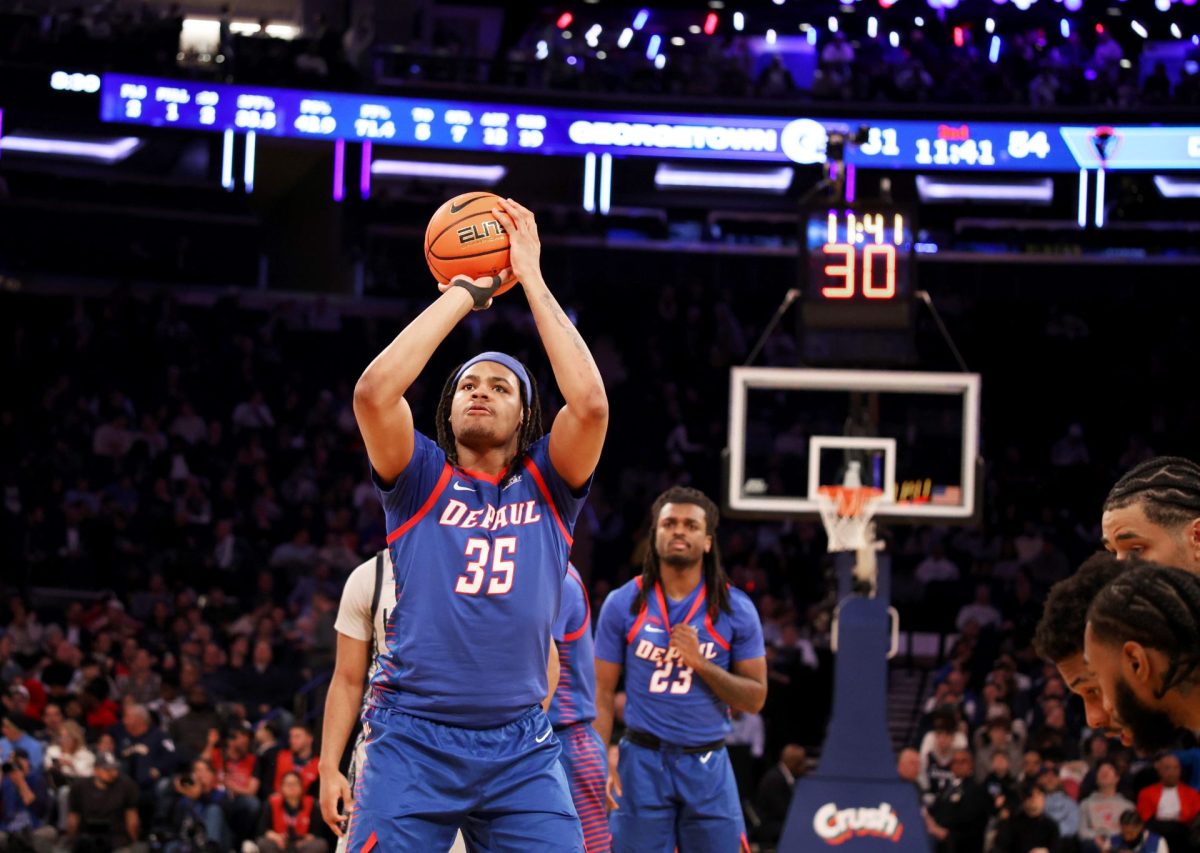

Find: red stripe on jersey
626;603;648;645
653;581;707;633
562;566;592;642
361;832;378;853
522;456;573;546
386;463;452;543
705;611;730;651
457;465;503;484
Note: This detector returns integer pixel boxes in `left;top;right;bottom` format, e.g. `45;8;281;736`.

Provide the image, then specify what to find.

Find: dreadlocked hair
632;486;732;621
1087;563;1200;699
434;361;543;487
1104;456;1200;529
1032;551;1127;663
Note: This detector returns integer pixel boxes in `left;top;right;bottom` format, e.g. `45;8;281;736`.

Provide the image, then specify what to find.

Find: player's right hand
606;746;622;811
319;769;354;837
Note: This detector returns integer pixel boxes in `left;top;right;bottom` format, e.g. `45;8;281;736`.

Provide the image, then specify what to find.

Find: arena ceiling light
0;133;141;163
916;175;1053;203
1153;175;1200;198
370;160;507;185
654;163;794;192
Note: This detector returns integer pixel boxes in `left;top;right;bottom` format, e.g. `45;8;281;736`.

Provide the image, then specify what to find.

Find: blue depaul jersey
595;577;765;747
370;431;588;728
549;564;596;728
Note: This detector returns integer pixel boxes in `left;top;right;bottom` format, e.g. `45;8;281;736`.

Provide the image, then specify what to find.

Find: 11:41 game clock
805;207;914;302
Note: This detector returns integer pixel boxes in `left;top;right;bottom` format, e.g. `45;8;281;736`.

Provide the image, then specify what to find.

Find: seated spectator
1029;697;1079;763
925;750;990;853
0;747;56;852
271;725;319;795
115;704;175;792
66;751;145;853
982;750;1019;817
46;719;94;782
115;649;161;705
1038;764;1080;842
1079;760;1135;852
81;677;120;735
1;714;45;775
755;744;806;846
1111;808;1167;853
1136;753;1200;853
956;583;1002;632
898;747;922;791
169;687;220;762
976;716;1023;782
219;722;261;840
255;770;327;853
993;780;1062;853
916;543;960;585
920;711;968;803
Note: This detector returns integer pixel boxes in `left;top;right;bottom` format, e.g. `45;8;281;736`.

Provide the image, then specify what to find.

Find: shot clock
801;205;915;332
806;207;913;301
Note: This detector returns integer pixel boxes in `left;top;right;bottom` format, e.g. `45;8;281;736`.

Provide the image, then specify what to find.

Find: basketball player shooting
348;197;608;851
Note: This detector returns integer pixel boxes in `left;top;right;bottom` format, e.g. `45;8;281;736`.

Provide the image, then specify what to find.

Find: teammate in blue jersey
348;197;608;852
551;564;612;853
595;486;767;853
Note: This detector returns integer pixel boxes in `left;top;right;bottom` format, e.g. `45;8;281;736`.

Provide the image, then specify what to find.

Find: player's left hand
491;198;541;285
669;623;705;670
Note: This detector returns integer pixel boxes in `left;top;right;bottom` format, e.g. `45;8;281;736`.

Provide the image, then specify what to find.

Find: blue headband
455;351;532;403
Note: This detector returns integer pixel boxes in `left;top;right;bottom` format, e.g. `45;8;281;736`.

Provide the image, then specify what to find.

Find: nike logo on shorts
453;482;476;492
699;751;714;764
535;728;553;744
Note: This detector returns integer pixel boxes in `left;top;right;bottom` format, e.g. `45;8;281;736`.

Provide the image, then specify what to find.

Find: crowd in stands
2;3;1198;108
0;261;1198;852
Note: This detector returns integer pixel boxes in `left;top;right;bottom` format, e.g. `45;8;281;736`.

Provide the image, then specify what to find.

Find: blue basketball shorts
609;738;748;853
556;722;611;853
346;704;583;852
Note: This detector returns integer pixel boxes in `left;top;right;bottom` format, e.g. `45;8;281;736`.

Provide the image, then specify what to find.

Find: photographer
0;748;57;852
168;757;233;851
66;751;145;853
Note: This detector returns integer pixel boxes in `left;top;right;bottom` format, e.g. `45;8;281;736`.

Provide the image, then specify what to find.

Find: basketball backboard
725;368;981;523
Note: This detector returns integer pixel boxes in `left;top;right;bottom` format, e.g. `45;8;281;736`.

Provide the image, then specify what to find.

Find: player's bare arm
492;198;608;490
354;276;504;484
543;637;560;712
319;632;371;836
670;624;768;713
593;658;624;809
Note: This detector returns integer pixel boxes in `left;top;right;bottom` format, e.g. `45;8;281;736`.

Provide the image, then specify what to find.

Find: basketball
425;191;518;296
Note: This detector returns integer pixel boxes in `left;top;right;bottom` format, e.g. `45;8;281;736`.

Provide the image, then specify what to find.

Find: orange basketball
425;191;518;296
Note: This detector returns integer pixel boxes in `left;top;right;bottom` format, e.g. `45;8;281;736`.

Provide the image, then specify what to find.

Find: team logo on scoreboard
813;802;904;844
1087;126;1123;165
780;119;829;165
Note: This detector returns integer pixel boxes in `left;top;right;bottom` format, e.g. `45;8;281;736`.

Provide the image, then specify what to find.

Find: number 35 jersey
371;431;588;728
595;577;765;747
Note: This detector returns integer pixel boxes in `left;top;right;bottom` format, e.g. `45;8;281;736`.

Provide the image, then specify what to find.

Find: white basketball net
815;487;884;554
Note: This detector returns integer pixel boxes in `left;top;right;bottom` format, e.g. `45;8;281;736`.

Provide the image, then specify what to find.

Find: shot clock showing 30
807;208;913;302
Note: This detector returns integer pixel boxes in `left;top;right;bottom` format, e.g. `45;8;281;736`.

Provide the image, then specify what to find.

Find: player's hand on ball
491;198;541;286
439;270;512;311
669;624;704;670
319;769;354;837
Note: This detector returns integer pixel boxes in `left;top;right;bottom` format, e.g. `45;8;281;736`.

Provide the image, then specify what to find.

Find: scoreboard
98;73;1200;173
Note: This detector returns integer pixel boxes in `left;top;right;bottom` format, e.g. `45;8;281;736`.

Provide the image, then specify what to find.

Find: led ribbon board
99;73;1200;172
